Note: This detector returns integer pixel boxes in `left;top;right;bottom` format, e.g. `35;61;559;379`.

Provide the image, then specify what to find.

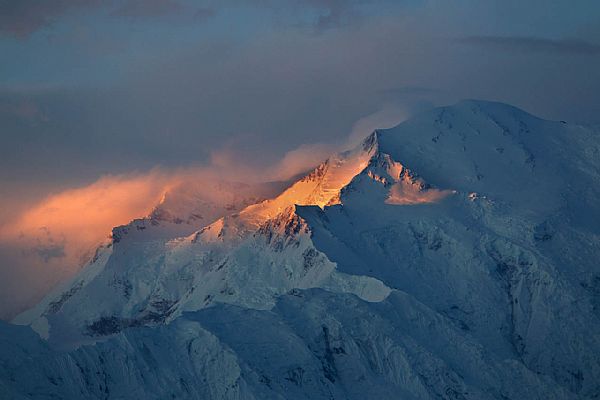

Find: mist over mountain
0;170;295;320
2;100;600;399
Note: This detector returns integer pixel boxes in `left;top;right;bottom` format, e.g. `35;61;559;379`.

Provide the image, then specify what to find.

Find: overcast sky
1;0;600;318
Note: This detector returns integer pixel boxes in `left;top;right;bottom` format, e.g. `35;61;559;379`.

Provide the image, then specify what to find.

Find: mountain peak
234;136;379;226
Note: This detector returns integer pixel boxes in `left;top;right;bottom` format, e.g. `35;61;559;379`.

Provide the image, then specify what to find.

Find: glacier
2;100;600;399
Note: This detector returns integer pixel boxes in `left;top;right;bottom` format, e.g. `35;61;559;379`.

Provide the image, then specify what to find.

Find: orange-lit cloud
207;139;334;183
0;141;327;291
0;151;314;319
269;143;336;181
0;170;176;319
1;170;172;254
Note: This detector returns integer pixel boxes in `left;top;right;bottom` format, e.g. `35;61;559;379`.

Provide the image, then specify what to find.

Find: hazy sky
1;0;600;318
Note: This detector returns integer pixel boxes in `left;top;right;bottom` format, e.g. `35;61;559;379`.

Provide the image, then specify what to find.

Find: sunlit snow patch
386;183;455;205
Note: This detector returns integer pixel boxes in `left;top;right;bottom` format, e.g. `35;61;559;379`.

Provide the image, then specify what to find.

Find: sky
1;0;600;318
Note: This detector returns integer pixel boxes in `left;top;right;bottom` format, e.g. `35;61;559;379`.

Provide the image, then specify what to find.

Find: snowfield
3;100;600;399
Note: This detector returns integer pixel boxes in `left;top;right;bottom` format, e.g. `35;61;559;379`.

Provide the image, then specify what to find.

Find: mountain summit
3;100;600;399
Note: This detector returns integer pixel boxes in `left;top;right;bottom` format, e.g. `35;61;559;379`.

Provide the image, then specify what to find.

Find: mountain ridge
4;99;600;399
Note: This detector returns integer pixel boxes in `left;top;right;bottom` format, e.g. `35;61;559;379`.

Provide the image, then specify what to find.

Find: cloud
0;171;172;246
205;136;335;182
257;0;388;32
0;97;46;122
34;241;66;263
460;36;600;56
194;7;217;21
0;0;102;38
0;170;172;319
301;0;363;31
269;143;337;180
0;0;215;38
111;0;182;17
347;104;415;147
0;0;383;38
31;227;67;262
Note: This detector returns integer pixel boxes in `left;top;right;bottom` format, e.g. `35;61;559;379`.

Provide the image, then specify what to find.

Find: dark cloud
0;0;99;38
0;0;215;38
460;35;600;56
111;0;184;18
31;227;66;263
194;7;216;21
34;243;66;263
0;0;383;39
282;0;397;31
300;0;363;31
0;96;46;122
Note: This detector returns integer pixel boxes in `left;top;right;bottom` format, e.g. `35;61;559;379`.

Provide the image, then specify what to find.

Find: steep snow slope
296;100;600;396
4;100;600;399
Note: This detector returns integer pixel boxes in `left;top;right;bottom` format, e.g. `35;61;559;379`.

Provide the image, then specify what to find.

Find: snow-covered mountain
3;100;600;399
